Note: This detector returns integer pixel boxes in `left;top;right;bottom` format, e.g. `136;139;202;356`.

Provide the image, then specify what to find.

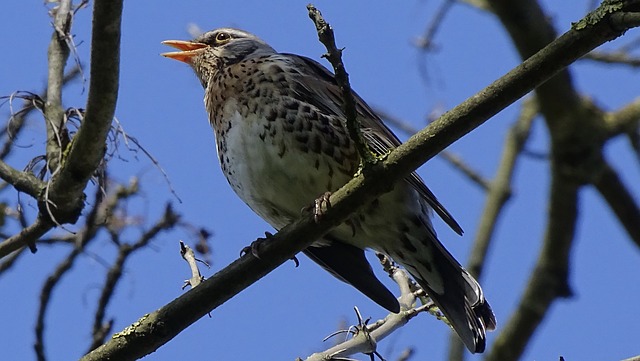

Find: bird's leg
302;191;332;223
240;231;299;267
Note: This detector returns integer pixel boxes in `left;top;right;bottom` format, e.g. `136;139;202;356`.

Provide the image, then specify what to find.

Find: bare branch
304;264;424;361
485;172;578;361
44;0;73;173
593;161;640;247
467;98;537;279
306;4;375;165
605;97;640;137
34;178;111;361
180;241;206;290
0;160;45;199
0;67;81;160
414;0;455;50
42;0;123;225
0;216;52;255
457;0;491;11
582;50;640;67
88;202;178;352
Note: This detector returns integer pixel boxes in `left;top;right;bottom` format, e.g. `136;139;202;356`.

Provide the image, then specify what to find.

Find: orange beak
161;40;208;63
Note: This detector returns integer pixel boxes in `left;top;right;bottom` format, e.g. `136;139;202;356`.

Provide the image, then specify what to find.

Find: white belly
217;109;348;230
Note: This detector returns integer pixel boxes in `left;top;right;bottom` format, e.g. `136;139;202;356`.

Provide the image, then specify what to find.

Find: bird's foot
302;191;332;223
240;231;273;259
240;231;299;267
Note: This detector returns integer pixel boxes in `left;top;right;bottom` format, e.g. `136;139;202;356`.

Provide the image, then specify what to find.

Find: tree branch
41;0;123;225
44;0;73;173
583;50;640;67
605;97;640;137
0;216;52;256
593;160;640;247
485;169;579;361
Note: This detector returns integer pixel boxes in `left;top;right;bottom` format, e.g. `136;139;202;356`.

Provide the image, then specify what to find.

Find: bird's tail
390;234;496;353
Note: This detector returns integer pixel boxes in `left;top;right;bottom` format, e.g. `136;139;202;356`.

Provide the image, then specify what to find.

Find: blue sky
1;1;639;361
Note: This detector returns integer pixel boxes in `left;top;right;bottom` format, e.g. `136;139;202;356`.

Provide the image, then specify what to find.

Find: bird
162;27;496;353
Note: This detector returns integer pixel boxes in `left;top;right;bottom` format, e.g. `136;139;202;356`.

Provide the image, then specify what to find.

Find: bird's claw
302;191;332;222
240;231;274;259
239;231;300;267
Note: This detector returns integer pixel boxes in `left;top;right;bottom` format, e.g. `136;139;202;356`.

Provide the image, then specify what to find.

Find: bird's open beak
161;40;208;63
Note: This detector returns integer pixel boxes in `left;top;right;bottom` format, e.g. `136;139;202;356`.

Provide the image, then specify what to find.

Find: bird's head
162;28;276;87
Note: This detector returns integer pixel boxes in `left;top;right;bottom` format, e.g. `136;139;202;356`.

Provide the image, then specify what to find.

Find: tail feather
391;233;496;353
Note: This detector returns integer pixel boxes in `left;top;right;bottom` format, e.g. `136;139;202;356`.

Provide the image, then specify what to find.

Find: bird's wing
285;54;463;235
304;238;400;313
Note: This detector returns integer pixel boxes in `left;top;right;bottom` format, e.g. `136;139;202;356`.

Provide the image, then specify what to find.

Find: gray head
162;28;276;86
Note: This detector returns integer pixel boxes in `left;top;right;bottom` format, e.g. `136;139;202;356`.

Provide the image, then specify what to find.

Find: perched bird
162;28;496;353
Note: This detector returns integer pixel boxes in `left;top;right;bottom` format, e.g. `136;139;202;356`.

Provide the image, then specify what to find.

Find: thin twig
34;180;109;361
305;262;426;361
88;203;179;352
306;4;375;165
582;50;640;67
0;216;52;255
414;0;455;50
180;241;207;290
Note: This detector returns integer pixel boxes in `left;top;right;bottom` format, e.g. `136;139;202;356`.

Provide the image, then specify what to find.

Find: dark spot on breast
278;142;287;158
295;133;309;144
308;133;321;153
270;64;284;73
283;99;299;111
245;80;255;92
265;108;278;122
322;141;335;157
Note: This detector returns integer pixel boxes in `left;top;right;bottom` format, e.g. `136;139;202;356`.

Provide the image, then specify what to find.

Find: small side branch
180;241;207;289
44;0;73;173
0;216;52;255
306;4;375;165
593;161;640;247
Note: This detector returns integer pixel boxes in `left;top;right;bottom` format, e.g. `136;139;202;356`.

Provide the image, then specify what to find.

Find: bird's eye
215;32;231;44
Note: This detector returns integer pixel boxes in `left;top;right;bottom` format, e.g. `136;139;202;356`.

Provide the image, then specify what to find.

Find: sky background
1;1;639;361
